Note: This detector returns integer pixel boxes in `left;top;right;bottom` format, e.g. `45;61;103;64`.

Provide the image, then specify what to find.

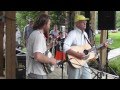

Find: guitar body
43;38;58;74
67;44;96;68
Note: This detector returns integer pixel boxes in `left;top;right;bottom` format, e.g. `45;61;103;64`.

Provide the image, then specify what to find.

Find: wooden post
5;11;16;79
90;11;96;33
90;11;96;45
0;12;4;76
100;30;107;66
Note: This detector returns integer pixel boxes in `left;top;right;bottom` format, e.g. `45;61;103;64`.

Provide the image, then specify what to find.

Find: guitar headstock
106;38;113;45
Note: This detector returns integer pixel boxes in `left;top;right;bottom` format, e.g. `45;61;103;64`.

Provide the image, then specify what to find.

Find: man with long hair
26;14;56;79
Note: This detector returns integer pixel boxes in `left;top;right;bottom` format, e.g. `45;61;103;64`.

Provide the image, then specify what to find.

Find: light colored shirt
24;24;33;46
50;30;59;38
26;30;47;76
63;27;89;53
16;28;21;45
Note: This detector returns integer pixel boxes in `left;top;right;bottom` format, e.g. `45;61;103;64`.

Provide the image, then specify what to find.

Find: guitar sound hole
84;50;89;55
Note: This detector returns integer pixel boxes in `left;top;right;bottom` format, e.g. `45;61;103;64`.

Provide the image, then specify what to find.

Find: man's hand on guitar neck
104;42;109;48
100;42;109;50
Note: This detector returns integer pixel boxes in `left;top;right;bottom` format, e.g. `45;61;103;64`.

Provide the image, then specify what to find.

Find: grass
95;31;120;49
109;56;120;76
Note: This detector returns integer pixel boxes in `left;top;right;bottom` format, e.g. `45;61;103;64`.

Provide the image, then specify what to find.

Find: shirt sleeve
33;33;44;54
23;26;27;39
63;31;76;53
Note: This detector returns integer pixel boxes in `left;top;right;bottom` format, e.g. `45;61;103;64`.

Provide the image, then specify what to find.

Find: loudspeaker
98;11;116;30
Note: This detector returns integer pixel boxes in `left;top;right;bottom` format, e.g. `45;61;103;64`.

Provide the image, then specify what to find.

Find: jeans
67;63;92;79
27;73;47;79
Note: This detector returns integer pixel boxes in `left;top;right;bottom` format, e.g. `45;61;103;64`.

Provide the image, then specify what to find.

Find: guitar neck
89;43;105;52
96;43;105;50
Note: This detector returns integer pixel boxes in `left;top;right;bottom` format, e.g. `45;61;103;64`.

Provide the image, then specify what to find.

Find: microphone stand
105;30;119;79
57;58;67;79
90;32;104;79
59;38;65;79
57;34;67;79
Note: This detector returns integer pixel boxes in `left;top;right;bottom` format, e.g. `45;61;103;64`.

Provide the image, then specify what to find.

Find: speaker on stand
98;11;116;30
98;11;119;79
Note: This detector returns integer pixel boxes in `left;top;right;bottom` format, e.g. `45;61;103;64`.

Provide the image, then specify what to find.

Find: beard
44;28;49;39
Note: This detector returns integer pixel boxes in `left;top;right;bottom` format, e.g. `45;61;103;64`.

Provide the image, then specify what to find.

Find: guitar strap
84;34;92;47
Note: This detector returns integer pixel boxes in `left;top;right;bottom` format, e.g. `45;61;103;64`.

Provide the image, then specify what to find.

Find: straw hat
75;15;89;22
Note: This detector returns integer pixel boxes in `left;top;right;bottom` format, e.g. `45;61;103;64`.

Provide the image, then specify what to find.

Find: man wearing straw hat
63;15;92;79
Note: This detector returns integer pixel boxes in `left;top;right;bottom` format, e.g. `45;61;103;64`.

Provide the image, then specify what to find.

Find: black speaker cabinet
98;11;116;30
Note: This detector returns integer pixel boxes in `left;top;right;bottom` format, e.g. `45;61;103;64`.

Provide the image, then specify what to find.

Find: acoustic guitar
67;38;113;69
42;38;58;74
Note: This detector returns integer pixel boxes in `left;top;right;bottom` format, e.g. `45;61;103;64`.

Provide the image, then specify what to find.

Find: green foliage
16;11;67;32
16;11;40;31
49;11;66;30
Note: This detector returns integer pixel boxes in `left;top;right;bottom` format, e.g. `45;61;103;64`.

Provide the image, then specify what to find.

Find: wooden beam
90;11;96;33
0;12;4;76
5;11;16;79
90;11;96;45
100;30;108;66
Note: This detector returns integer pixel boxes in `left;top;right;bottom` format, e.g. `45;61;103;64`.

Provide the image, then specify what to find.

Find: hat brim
79;18;89;21
75;18;89;22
